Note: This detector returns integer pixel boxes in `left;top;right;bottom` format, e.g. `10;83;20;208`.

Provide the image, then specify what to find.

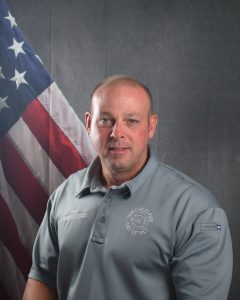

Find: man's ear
85;112;92;135
148;114;158;140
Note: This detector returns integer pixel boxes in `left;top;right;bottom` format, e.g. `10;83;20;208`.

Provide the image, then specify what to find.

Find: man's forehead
98;110;142;116
92;94;150;115
93;82;149;104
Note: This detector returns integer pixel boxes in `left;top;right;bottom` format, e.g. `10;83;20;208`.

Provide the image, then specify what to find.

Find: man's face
85;82;157;185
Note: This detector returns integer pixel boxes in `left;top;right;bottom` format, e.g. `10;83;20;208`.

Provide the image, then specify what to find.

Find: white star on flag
0;66;5;79
8;38;25;58
10;69;28;89
4;10;17;27
0;96;9;113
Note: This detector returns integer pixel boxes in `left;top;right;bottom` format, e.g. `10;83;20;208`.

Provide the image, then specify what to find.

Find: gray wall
8;0;240;299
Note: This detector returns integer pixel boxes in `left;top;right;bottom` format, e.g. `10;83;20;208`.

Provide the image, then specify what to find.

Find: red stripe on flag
22;99;87;177
0;136;48;224
0;193;32;279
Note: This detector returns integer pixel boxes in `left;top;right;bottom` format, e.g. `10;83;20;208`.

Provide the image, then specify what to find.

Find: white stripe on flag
7;117;65;195
0;162;39;254
38;82;96;165
0;241;26;300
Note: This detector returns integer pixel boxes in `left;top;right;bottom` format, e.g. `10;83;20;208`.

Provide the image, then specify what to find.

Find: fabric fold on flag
0;1;96;299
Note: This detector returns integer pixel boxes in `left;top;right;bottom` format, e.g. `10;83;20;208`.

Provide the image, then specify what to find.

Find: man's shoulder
68;166;89;181
153;161;219;209
156;162;205;188
51;166;90;199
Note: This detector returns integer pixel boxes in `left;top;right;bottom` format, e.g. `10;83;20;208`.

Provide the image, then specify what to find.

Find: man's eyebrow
99;112;112;116
124;112;141;117
98;112;141;117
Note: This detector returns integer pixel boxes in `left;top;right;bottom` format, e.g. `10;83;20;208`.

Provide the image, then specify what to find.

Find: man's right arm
23;278;58;300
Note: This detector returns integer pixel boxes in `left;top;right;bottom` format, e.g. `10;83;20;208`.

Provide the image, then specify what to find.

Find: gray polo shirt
29;152;232;300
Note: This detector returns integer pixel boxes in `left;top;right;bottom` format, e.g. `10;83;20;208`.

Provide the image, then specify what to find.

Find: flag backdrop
0;1;96;299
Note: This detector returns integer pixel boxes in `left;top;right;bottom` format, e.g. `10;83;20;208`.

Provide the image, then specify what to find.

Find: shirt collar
76;148;159;198
76;157;105;198
124;148;159;195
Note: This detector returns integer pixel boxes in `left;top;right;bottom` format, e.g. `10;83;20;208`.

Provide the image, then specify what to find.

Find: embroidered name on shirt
60;208;87;222
125;207;153;236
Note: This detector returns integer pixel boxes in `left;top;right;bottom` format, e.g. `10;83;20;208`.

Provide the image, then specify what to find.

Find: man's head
85;75;158;187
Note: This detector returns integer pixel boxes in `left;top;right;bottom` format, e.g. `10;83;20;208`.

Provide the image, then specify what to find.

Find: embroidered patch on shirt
60;208;87;222
125;207;153;236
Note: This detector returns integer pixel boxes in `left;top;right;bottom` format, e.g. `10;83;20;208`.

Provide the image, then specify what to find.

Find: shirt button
105;197;111;203
99;216;106;223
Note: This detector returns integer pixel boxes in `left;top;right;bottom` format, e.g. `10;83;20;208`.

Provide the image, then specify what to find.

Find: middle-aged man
23;75;233;300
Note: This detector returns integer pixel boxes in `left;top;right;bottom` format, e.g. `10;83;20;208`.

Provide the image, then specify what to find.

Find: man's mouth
108;146;129;154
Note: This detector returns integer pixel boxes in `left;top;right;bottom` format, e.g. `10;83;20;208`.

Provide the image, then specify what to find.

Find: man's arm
23;278;58;300
171;207;232;300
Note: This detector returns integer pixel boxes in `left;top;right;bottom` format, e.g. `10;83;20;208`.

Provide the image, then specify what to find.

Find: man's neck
100;171;129;189
100;160;149;189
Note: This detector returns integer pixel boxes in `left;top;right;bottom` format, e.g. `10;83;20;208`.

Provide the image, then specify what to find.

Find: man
23;75;233;299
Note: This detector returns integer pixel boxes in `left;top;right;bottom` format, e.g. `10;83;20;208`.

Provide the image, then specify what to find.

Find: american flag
0;1;96;299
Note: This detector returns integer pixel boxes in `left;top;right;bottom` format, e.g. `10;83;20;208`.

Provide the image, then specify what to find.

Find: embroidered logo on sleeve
125;207;153;236
61;208;87;222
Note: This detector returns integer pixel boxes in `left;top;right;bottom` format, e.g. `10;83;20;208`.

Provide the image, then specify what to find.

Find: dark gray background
8;0;240;299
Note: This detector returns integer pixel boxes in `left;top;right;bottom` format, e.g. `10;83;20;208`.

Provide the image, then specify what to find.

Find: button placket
92;192;113;244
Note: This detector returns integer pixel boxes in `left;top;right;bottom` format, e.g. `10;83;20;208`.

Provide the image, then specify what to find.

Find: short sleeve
28;195;59;288
170;207;233;300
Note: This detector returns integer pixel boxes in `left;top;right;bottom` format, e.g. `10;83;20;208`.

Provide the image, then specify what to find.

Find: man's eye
127;119;139;126
98;118;113;127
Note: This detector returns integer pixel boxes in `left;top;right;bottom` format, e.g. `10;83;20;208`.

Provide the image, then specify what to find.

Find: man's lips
108;146;130;153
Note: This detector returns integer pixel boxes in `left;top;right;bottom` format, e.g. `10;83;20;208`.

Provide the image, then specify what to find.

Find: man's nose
110;121;124;139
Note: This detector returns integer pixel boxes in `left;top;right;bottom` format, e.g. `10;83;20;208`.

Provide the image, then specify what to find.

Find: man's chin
110;162;129;172
106;159;130;173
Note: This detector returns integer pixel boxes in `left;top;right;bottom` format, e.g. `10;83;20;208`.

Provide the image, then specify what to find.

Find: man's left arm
170;207;233;300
